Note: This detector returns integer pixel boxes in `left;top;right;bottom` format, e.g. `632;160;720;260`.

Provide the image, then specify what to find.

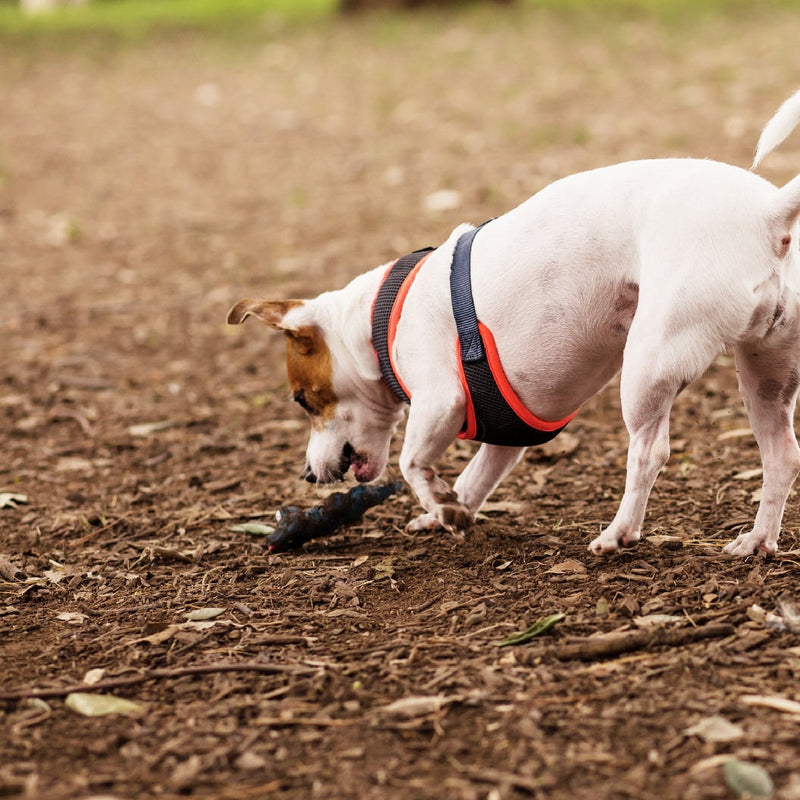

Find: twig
0;661;318;701
253;716;354;728
550;622;735;662
450;759;541;793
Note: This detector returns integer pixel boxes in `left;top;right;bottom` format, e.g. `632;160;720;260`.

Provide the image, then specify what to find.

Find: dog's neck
323;264;399;388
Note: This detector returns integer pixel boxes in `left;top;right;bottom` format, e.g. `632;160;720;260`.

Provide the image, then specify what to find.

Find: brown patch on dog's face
285;326;338;427
227;296;338;425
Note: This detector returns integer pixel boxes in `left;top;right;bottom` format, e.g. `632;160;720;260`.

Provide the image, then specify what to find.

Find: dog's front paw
407;512;441;532
437;502;472;531
406;503;473;534
723;530;777;557
589;527;641;555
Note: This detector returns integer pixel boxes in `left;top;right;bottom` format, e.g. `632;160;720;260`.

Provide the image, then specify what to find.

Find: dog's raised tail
768;171;800;236
753;89;800;169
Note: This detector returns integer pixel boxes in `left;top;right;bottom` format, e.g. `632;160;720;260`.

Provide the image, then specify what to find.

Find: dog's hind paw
723;530;777;557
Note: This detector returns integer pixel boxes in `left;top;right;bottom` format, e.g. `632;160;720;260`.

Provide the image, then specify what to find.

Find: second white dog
229;90;800;556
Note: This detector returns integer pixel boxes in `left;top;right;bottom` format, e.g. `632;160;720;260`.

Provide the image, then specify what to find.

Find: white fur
241;91;800;556
754;88;800;170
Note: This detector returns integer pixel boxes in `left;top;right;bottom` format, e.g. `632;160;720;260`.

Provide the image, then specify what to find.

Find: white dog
228;90;800;557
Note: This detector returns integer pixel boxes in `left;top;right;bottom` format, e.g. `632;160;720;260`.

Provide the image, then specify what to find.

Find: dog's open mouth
340;442;375;483
305;442;375;484
336;442;356;479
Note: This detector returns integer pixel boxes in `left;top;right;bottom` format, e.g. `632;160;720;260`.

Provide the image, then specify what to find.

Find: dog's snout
304;464;317;483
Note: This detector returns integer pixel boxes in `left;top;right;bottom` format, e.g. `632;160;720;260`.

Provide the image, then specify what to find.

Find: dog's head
227;297;404;484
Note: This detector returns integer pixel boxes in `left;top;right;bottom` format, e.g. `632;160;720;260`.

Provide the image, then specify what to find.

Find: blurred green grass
0;0;797;42
0;0;336;40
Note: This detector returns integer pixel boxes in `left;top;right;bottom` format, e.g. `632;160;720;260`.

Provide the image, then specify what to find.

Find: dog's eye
293;390;313;414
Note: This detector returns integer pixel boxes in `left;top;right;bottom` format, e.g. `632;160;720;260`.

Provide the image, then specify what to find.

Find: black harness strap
450;226;570;447
372;248;434;404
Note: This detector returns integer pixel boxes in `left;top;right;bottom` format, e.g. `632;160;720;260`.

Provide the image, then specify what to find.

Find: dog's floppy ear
227;298;321;356
226;298;305;330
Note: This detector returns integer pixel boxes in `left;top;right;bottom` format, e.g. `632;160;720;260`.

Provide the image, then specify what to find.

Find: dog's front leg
400;399;474;532
402;413;526;532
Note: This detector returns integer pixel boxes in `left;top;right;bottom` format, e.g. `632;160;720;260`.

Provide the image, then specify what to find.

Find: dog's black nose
304;465;317;483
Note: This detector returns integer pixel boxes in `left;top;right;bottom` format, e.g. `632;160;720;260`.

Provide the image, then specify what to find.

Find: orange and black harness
371;225;577;448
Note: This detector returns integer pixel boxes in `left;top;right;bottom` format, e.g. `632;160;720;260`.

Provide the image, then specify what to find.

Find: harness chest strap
371;247;434;404
370;230;578;447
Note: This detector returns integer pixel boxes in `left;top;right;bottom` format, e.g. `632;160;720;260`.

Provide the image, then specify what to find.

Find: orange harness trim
456;323;577;441
385;252;431;402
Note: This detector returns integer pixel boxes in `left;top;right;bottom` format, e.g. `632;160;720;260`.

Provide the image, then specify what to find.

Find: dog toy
265;481;404;553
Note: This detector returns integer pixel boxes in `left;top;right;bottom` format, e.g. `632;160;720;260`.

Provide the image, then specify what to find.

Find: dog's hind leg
724;312;800;555
589;317;715;555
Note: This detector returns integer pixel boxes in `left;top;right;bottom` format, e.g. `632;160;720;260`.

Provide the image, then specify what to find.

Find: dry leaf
633;614;684;629
184;607;225;621
378;695;452;719
645;533;683;548
740;694;800;716
547;559;586;575
82;668;106;686
229;522;276;536
690;754;736;775
150;545;194;563
43;568;67;585
171;754;203;787
724;759;774;798
140;624;182;645
717;427;754;442
235;751;267;770
480;500;528;515
128;419;175;437
371;558;396;581
204;477;241;494
55;457;93;473
733;468;763;481
684;715;744;743
0;555;26;581
0;493;28;509
537;431;580;458
65;692;143;717
776;593;800;632
56;611;87;625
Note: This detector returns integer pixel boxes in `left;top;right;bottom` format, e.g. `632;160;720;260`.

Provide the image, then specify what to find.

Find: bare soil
4;6;800;799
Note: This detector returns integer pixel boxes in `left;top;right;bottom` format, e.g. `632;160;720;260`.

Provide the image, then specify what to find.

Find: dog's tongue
352;455;372;482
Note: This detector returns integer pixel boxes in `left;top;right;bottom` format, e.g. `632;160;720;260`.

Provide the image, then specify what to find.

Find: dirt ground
5;5;800;799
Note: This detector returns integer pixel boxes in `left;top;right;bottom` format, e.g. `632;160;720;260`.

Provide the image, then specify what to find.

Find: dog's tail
755;90;800;232
753;89;800;169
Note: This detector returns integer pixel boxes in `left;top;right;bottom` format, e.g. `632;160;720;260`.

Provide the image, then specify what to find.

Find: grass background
2;0;799;42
